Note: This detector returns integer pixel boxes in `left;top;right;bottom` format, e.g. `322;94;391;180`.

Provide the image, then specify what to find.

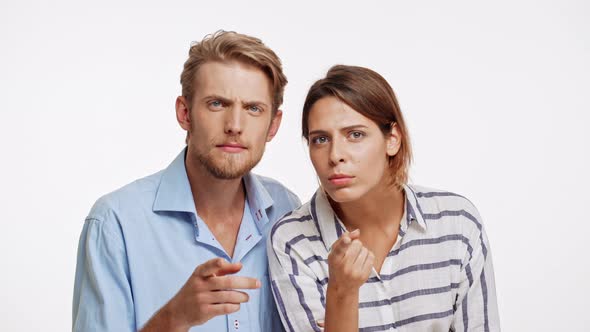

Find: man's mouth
216;143;247;153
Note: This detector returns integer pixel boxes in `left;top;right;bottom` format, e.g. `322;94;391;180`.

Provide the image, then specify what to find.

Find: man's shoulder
87;169;165;222
254;173;297;197
252;173;301;208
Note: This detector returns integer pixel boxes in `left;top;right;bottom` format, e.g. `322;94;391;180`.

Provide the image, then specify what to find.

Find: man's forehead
195;61;273;102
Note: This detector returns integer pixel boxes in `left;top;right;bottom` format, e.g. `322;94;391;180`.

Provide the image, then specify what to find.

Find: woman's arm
451;207;500;331
268;222;331;332
267;220;374;332
323;229;374;332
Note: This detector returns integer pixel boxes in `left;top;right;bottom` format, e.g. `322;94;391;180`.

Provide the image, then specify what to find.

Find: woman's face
307;96;401;203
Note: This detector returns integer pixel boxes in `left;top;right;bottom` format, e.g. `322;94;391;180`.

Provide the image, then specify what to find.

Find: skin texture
307;96;406;331
140;61;282;332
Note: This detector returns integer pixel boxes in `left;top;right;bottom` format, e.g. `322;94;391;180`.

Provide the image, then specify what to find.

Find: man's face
177;60;281;179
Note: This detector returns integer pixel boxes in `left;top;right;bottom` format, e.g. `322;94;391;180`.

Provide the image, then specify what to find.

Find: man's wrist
140;303;189;332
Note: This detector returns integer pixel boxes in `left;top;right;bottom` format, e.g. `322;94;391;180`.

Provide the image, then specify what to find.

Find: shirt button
234;319;239;329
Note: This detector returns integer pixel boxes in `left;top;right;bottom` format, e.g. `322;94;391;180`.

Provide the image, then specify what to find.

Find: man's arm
140;258;260;332
73;217;135;332
73;217;260;332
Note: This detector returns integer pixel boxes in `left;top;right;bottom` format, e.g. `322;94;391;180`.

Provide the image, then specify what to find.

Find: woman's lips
328;175;354;186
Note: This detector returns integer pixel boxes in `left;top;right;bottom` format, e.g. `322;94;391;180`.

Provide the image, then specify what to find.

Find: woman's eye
349;131;365;140
311;136;329;144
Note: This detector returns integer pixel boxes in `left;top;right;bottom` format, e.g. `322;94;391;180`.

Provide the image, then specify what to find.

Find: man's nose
224;105;243;135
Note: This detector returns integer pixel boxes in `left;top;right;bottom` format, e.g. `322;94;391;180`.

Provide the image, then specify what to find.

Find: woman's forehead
308;97;377;131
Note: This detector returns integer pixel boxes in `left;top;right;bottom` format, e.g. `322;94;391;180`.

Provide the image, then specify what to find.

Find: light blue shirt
73;148;300;332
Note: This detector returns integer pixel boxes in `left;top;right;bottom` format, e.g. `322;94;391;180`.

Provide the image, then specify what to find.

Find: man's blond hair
180;30;287;114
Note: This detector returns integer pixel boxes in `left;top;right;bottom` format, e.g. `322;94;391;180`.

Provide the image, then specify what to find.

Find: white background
1;0;589;331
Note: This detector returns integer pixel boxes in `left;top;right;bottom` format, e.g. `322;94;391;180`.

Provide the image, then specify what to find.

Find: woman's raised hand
327;229;375;290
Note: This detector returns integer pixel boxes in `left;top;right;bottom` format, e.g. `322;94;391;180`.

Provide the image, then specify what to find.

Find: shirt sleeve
72;216;135;332
267;227;325;332
451;209;500;332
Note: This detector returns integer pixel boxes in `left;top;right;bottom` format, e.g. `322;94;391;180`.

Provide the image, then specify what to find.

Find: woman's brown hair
302;65;412;188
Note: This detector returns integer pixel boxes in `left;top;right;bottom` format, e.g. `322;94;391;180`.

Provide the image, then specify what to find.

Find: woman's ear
386;123;401;156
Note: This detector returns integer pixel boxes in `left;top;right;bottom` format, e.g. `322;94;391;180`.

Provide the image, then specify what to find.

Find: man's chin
208;168;249;180
203;160;258;180
192;150;262;180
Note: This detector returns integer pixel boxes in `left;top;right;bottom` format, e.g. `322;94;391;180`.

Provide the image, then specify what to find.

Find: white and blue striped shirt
268;185;500;332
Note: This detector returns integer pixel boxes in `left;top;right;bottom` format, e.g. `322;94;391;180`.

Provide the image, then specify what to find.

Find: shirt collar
152;148;275;226
312;184;427;251
312;189;344;252
401;184;427;232
152;148;196;216
243;171;274;227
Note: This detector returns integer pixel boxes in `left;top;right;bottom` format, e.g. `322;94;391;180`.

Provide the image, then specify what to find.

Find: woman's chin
325;186;364;203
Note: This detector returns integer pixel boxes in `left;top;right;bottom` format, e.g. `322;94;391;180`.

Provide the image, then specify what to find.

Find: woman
268;65;499;331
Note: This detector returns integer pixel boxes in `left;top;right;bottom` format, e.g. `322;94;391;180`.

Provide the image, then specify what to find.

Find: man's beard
194;147;262;180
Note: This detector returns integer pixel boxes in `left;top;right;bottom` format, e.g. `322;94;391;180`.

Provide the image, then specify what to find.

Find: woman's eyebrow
340;124;368;131
309;124;368;136
308;129;329;136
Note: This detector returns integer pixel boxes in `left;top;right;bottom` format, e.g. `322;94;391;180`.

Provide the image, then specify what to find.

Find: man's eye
210;100;223;108
249;105;261;113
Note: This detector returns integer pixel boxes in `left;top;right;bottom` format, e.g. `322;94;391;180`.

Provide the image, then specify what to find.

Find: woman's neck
331;182;405;232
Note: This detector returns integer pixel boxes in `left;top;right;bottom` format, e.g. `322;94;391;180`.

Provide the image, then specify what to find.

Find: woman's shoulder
407;184;480;214
406;184;485;236
269;200;317;245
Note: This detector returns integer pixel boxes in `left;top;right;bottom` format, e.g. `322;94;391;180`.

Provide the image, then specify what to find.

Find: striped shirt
267;184;500;332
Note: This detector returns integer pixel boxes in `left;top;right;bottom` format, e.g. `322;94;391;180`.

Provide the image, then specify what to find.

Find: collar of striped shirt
310;184;428;252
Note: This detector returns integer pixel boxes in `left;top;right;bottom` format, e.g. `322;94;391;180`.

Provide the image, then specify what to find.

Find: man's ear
176;96;191;131
386;123;401;156
266;110;283;142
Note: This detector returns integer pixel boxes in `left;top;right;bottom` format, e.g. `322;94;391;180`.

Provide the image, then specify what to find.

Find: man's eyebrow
308;124;368;136
202;94;232;103
201;95;269;108
242;100;269;109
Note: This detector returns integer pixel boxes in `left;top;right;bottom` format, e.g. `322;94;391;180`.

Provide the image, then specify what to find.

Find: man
72;31;300;332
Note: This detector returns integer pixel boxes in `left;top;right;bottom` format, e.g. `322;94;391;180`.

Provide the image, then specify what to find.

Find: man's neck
185;155;246;223
184;153;248;258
